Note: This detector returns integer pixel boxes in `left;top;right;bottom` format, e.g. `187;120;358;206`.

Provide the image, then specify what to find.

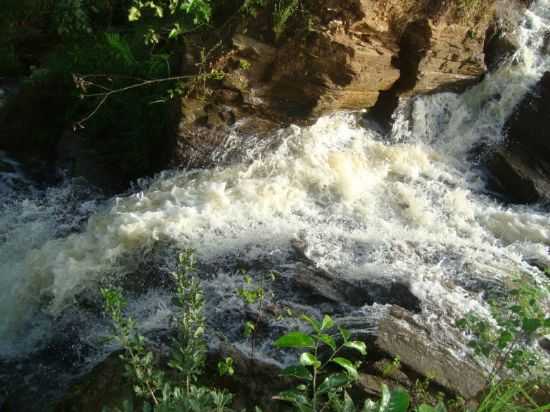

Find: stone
176;0;503;167
290;240;421;311
375;306;487;399
486;72;550;203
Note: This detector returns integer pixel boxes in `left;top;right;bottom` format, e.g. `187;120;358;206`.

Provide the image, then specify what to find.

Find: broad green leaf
379;385;410;412
301;315;321;332
344;340;367;355
332;357;358;379
339;326;351;342
321;314;335;331
281;365;313;381
318;373;351;394
275;332;315;349
274;389;312;409
317;333;336;350
300;352;321;368
522;318;541;334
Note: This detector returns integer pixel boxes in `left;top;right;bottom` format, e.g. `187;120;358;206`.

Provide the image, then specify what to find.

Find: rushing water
1;0;550;374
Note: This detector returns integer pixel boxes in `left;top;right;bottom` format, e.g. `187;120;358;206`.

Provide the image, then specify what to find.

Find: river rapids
1;0;550;404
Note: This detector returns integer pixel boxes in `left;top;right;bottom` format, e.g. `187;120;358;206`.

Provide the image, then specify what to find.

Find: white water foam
1;0;550;357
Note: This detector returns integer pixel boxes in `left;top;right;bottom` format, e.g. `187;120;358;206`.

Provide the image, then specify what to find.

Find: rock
486;72;550;203
485;146;549;203
176;0;503;165
53;353;135;412
372;359;412;387
539;336;550;354
375;306;487;399
289;241;421;311
357;373;399;397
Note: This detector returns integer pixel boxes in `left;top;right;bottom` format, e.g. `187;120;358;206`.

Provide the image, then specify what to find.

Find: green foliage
381;356;401;378
53;0;93;36
237;275;265;305
456;279;550;380
102;250;233;412
217;357;235;377
273;0;299;40
128;0;214;44
274;314;373;411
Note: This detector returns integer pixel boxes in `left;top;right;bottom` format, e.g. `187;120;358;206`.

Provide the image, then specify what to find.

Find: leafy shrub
128;0;214;44
99;253;550;412
456;279;550;381
101;250;233;412
273;0;299;40
273;314;411;412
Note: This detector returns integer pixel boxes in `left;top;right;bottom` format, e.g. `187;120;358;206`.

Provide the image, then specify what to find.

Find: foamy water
1;0;550;359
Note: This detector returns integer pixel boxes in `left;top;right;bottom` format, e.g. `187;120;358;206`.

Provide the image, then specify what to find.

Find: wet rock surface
176;0;499;166
375;306;487;399
487;72;550;203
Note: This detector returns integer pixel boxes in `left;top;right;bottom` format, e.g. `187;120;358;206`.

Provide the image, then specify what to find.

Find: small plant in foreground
236;271;277;364
273;314;410;412
456;279;550;381
101;250;232;412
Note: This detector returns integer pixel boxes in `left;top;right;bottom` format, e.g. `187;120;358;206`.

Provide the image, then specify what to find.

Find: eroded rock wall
178;0;505;166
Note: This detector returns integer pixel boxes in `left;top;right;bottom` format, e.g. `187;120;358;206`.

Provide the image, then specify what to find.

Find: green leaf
274;390;312;410
417;405;436;412
317;333;336;350
318;373;351;394
300;352;321;368
339;326;351;342
321;314;335;331
378;385;410;412
275;332;315;349
301;315;321;332
281;365;313;381
344;341;367;356
522;318;541;334
332;357;358;379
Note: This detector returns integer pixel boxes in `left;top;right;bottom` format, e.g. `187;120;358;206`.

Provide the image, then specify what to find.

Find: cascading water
1;0;550;397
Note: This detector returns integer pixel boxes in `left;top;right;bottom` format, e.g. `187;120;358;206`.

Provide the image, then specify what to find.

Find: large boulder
486;72;550;203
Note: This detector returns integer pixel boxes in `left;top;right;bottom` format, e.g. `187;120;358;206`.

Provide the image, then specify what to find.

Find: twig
74;74;194;128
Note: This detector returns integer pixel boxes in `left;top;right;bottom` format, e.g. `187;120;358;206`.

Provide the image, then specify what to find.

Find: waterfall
1;0;549;362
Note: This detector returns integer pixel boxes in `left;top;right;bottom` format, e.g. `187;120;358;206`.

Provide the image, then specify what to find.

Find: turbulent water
1;0;550;377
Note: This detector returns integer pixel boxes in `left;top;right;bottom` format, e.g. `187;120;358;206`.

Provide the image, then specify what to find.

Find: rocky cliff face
178;0;501;166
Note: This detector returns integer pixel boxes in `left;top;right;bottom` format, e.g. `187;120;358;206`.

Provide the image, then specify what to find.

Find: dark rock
539;336;550;354
485;147;547;203
293;264;420;312
375;306;487;399
484;28;520;72
357;373;399;397
486;72;550;203
290;241;421;311
53;353;135;412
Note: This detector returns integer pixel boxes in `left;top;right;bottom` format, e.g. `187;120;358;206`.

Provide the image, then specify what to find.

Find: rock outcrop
486;72;550;203
375;306;487;399
177;0;501;166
